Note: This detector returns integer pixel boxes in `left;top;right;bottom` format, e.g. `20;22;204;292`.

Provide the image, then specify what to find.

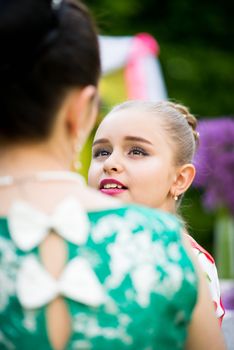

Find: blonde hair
109;100;199;166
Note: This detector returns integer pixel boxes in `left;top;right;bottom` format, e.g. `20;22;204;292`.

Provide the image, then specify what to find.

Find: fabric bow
8;197;90;251
17;255;106;308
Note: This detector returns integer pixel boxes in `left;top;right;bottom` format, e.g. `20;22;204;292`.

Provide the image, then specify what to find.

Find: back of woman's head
0;0;100;143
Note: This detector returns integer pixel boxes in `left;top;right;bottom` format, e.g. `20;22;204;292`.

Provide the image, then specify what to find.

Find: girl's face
88;109;178;212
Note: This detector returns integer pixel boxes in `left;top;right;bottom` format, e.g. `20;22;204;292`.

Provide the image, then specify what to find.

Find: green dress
0;199;197;350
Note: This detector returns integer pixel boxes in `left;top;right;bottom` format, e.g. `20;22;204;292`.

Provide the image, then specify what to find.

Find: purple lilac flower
222;286;234;310
221;282;234;310
193;118;234;214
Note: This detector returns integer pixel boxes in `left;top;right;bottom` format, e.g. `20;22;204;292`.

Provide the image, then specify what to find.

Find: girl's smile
99;178;128;195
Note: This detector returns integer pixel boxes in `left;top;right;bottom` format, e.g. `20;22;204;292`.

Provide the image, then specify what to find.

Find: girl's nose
103;153;123;174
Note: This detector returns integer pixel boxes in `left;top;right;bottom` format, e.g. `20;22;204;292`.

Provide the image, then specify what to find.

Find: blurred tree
86;0;234;51
160;43;234;115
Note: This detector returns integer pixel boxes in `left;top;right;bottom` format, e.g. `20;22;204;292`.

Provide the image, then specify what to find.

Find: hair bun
0;0;56;67
168;102;199;144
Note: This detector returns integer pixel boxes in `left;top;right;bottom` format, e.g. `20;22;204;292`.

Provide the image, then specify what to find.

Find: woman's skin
88;107;195;213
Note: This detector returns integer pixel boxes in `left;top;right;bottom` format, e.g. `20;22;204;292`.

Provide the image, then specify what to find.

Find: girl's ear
170;164;196;197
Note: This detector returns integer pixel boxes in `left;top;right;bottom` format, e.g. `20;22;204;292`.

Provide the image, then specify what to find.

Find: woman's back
0;173;198;350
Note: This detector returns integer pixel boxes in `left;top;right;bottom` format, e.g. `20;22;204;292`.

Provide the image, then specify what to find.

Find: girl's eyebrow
92;138;109;146
124;136;153;145
92;136;153;147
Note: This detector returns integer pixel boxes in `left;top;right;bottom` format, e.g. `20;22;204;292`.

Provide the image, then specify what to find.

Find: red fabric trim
219;297;225;326
187;234;215;263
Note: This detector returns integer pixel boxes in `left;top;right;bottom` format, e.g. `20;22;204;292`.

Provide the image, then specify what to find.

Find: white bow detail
8;197;90;251
17;255;106;308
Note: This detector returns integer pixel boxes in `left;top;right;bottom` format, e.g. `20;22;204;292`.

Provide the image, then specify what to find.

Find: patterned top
0;198;198;350
188;235;225;323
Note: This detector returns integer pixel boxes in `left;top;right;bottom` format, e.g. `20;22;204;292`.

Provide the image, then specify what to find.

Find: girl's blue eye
93;148;111;158
129;147;148;156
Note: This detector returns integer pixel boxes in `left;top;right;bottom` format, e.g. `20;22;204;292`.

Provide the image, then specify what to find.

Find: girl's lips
100;178;126;188
100;188;126;196
99;178;127;196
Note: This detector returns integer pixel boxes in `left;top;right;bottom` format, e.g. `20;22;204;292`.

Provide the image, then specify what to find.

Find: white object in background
99;33;167;101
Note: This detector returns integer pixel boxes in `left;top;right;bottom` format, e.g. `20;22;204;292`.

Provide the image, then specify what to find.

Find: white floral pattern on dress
73;312;133;345
106;226;183;303
92;214;127;242
0;330;15;350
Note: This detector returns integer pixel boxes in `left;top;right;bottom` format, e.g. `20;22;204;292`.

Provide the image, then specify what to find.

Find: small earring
174;195;178;201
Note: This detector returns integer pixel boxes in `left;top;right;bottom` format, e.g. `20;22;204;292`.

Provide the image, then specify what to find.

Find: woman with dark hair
0;1;225;349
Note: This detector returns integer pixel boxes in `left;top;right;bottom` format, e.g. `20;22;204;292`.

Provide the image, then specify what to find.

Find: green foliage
86;0;141;33
160;43;234;116
87;0;234;51
181;188;216;254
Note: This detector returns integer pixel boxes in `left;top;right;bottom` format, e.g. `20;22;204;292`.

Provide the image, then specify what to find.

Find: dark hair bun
0;0;56;69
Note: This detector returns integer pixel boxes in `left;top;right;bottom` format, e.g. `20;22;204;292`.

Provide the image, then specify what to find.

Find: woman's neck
0;141;73;177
